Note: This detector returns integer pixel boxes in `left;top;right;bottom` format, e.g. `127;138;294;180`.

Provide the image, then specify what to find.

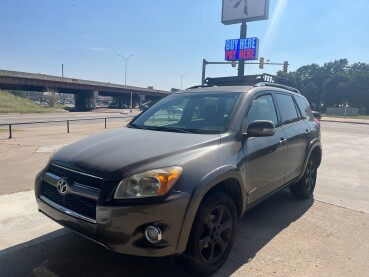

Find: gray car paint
35;85;321;257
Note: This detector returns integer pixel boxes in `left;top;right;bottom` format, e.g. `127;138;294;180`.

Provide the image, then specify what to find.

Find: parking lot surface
1;118;369;276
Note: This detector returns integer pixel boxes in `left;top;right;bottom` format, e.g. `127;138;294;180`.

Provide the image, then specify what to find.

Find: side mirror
245;120;276;137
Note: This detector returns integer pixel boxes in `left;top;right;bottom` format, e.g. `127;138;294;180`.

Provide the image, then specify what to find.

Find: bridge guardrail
0;115;134;139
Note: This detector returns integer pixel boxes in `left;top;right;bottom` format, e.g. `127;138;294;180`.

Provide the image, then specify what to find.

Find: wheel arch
311;145;322;168
297;140;322;182
175;165;246;254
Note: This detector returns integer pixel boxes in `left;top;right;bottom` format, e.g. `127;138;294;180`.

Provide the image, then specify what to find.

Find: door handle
305;129;309;133
280;137;287;145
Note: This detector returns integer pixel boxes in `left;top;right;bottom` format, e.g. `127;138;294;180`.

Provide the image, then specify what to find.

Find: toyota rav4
35;74;322;276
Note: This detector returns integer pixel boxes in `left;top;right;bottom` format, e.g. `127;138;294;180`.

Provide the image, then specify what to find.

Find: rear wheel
290;156;317;199
182;192;237;276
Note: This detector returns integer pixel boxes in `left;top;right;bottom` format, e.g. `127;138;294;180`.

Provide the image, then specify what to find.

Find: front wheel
182;192;237;276
290;156;317;199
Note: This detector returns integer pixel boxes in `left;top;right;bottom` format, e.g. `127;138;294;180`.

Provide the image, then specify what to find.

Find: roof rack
204;74;299;94
204;74;297;91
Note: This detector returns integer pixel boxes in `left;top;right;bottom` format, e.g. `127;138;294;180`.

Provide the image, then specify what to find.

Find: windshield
129;92;241;134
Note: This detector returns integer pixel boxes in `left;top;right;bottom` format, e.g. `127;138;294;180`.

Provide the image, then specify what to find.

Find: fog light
145;226;162;244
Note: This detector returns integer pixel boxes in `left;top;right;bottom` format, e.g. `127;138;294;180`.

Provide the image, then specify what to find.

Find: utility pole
61;64;64;77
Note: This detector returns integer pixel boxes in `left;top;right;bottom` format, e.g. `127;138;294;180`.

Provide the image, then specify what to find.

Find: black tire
181;192;237;276
290;155;317;199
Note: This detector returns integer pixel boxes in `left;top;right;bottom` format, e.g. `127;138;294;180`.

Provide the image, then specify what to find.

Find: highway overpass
0;70;170;110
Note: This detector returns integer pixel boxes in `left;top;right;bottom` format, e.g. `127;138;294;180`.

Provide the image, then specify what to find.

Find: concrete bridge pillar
91;90;98;109
140;94;145;107
74;91;98;111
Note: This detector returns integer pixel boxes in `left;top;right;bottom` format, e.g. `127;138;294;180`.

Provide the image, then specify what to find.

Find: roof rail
204;73;293;87
255;82;301;94
186;85;210;90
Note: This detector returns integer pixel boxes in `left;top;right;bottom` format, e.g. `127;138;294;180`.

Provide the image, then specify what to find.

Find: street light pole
176;73;186;90
118;54;134;112
118;54;134;86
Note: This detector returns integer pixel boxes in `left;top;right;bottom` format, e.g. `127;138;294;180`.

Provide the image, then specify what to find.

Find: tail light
313;118;320;126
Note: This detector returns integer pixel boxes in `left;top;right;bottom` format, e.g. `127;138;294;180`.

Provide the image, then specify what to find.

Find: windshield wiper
128;124;218;134
145;126;193;133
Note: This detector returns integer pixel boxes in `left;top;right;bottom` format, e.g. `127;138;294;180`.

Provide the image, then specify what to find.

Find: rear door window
294;95;313;120
274;94;299;125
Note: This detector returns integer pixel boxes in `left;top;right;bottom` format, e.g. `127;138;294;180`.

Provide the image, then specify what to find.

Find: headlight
114;166;183;199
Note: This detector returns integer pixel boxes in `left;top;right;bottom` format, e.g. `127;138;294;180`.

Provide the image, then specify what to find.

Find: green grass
0;129;22;132
0;91;67;114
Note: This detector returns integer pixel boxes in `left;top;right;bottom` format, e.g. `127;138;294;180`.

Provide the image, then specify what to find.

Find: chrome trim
44;172;60;187
145;226;162;244
74;182;100;193
57;177;70;195
70;183;99;200
40;195;97;224
45;172;100;193
50;163;103;180
44;173;99;201
247;187;258;196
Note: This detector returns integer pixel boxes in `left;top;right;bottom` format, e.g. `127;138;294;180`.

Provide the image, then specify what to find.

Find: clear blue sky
1;0;369;91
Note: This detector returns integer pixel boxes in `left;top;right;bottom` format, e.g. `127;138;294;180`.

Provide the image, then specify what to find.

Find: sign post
222;0;269;76
238;22;247;76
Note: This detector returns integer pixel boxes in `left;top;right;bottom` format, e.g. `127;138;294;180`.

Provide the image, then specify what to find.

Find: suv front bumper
35;172;192;257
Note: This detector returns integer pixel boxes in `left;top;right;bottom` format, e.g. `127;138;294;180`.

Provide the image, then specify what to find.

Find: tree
276;59;369;114
322;73;348;107
43;88;59;107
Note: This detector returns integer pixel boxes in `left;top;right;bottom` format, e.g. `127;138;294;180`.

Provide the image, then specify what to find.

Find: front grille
48;164;102;190
41;181;97;220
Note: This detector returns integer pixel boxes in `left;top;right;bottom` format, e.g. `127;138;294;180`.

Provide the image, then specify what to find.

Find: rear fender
297;139;322;182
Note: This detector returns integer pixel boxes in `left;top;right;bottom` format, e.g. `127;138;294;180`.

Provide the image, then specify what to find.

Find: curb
320;119;369;125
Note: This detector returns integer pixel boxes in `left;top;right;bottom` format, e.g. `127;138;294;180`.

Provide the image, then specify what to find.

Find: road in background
0;110;139;140
0;109;140;124
316;121;369;213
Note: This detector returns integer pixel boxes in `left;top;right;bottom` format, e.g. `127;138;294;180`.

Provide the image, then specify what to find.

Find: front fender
175;165;246;254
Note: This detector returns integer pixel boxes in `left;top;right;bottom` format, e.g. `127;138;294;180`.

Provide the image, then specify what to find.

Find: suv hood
51;127;221;180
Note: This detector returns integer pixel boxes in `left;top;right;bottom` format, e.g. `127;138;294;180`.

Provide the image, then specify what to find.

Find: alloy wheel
198;205;233;264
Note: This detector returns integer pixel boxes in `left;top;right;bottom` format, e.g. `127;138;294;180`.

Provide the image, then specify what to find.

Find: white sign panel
222;0;270;25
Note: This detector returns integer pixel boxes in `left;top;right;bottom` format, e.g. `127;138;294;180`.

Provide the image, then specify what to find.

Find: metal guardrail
0;115;134;139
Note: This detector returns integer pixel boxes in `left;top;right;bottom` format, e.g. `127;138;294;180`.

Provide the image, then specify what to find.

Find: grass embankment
0;91;67;114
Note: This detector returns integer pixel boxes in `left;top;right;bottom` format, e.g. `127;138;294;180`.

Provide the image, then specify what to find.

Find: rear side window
274;94;299;125
295;95;313;120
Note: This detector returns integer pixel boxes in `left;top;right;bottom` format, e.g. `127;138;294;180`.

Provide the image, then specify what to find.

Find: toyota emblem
57;177;69;195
